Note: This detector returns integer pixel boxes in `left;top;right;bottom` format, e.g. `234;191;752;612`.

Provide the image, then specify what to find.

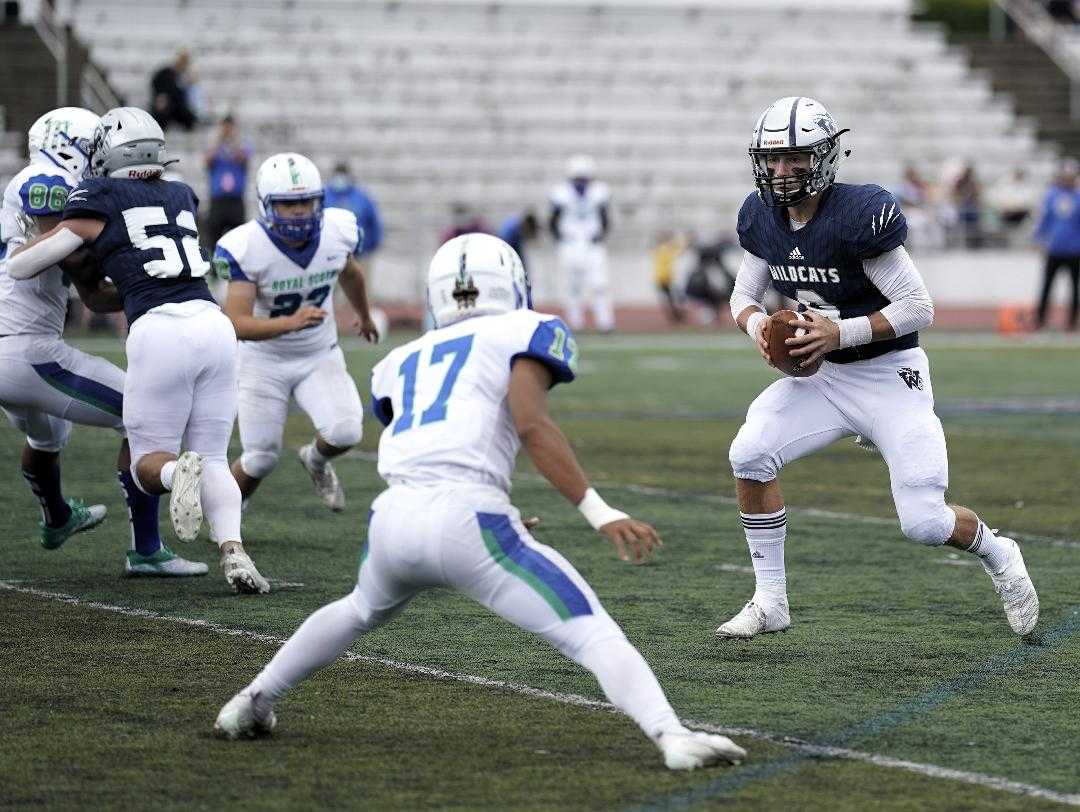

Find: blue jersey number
392;334;474;436
269;284;331;318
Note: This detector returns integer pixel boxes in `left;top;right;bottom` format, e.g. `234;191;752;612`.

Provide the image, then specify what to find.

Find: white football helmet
749;96;850;207
28;107;100;179
256;152;324;242
566;154;596;180
89;107;171;179
427;233;531;328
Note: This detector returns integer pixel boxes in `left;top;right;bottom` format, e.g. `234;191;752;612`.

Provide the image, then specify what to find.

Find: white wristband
745;311;767;342
838;316;873;349
577;488;629;530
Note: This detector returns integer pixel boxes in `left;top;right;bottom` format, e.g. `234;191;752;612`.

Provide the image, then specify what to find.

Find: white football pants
0;334;125;451
236;344;363;480
248;482;683;740
557;241;614;332
124;302;242;541
729;347;956;545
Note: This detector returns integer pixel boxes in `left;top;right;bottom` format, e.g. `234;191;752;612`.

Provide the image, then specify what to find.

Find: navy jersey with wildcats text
737;183;915;363
63;177;215;324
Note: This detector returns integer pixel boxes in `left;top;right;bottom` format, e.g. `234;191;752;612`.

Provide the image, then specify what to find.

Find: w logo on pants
897;367;924;391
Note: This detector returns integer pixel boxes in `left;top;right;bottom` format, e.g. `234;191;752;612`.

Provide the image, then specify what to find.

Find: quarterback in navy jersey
7;107;268;595
716;97;1038;640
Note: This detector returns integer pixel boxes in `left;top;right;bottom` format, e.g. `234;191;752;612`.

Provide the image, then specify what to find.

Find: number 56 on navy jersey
63;176;216;324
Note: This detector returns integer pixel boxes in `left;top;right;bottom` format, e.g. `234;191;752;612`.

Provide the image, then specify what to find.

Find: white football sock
201;458;242;544
966;520;1011;573
307;441;329;469
159;460;177;491
249;594;367;703
573;636;682;739
741;508;787;601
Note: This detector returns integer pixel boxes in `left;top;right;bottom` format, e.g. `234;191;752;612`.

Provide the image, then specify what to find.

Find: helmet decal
427;234;529;328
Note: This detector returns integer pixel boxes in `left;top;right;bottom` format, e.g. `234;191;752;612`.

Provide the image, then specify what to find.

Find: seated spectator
943;161;984;249
150;49;197;131
894;164;944;251
440;202;489;244
988;167;1036;230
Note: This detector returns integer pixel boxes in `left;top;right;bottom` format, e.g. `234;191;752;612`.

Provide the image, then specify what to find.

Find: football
763;309;822;377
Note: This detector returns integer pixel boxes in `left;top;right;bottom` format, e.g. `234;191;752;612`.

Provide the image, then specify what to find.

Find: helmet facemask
263;192;324;243
750;133;848;208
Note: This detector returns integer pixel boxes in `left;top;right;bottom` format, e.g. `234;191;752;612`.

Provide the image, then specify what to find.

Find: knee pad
320;416;363;450
729;426;779;482
240;449;280;480
896;489;955;546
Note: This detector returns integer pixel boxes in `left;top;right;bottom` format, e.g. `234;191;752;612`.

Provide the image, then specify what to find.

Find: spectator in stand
949;161;983;249
324;162;383;262
894;164;943;251
441;202;489;244
203;115;252;252
497;209;539;272
1033;159;1080;331
651;230;686;323
988;167;1036;230
150;48;198;131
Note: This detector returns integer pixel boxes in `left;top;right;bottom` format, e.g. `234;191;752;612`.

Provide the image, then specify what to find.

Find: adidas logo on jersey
788;247;805;261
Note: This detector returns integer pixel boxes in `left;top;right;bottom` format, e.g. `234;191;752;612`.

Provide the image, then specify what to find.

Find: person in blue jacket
323;162;382;261
1034;159;1080;331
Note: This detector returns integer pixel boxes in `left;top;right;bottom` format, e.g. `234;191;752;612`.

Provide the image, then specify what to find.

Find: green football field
1;331;1078;811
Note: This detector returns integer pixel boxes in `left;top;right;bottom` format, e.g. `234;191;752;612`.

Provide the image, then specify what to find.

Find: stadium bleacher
14;0;1061;303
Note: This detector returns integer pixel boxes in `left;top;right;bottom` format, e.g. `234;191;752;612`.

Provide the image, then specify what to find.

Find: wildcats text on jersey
768;264;840;285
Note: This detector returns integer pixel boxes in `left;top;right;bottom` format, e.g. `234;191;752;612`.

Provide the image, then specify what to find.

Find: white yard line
2;580;1077;807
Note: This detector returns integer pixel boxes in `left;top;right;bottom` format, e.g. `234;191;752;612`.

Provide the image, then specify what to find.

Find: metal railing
29;0;120;113
995;0;1080;119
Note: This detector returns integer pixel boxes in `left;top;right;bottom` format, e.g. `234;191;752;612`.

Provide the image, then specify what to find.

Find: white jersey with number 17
370;309;579;493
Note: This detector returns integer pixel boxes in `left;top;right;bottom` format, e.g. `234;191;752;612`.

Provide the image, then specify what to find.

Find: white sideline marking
2;580;1078;807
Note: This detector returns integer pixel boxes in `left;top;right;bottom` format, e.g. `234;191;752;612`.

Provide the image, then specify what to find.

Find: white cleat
169;452;203;542
659;728;747;770
124;544;209;577
716;597;790;639
298;443;345;512
220;545;270;595
983;535;1039;635
213;690;277;740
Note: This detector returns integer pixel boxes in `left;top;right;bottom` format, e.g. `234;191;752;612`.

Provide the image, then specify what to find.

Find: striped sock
966;520;1011;574
23;465;71;528
741;508;787;600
